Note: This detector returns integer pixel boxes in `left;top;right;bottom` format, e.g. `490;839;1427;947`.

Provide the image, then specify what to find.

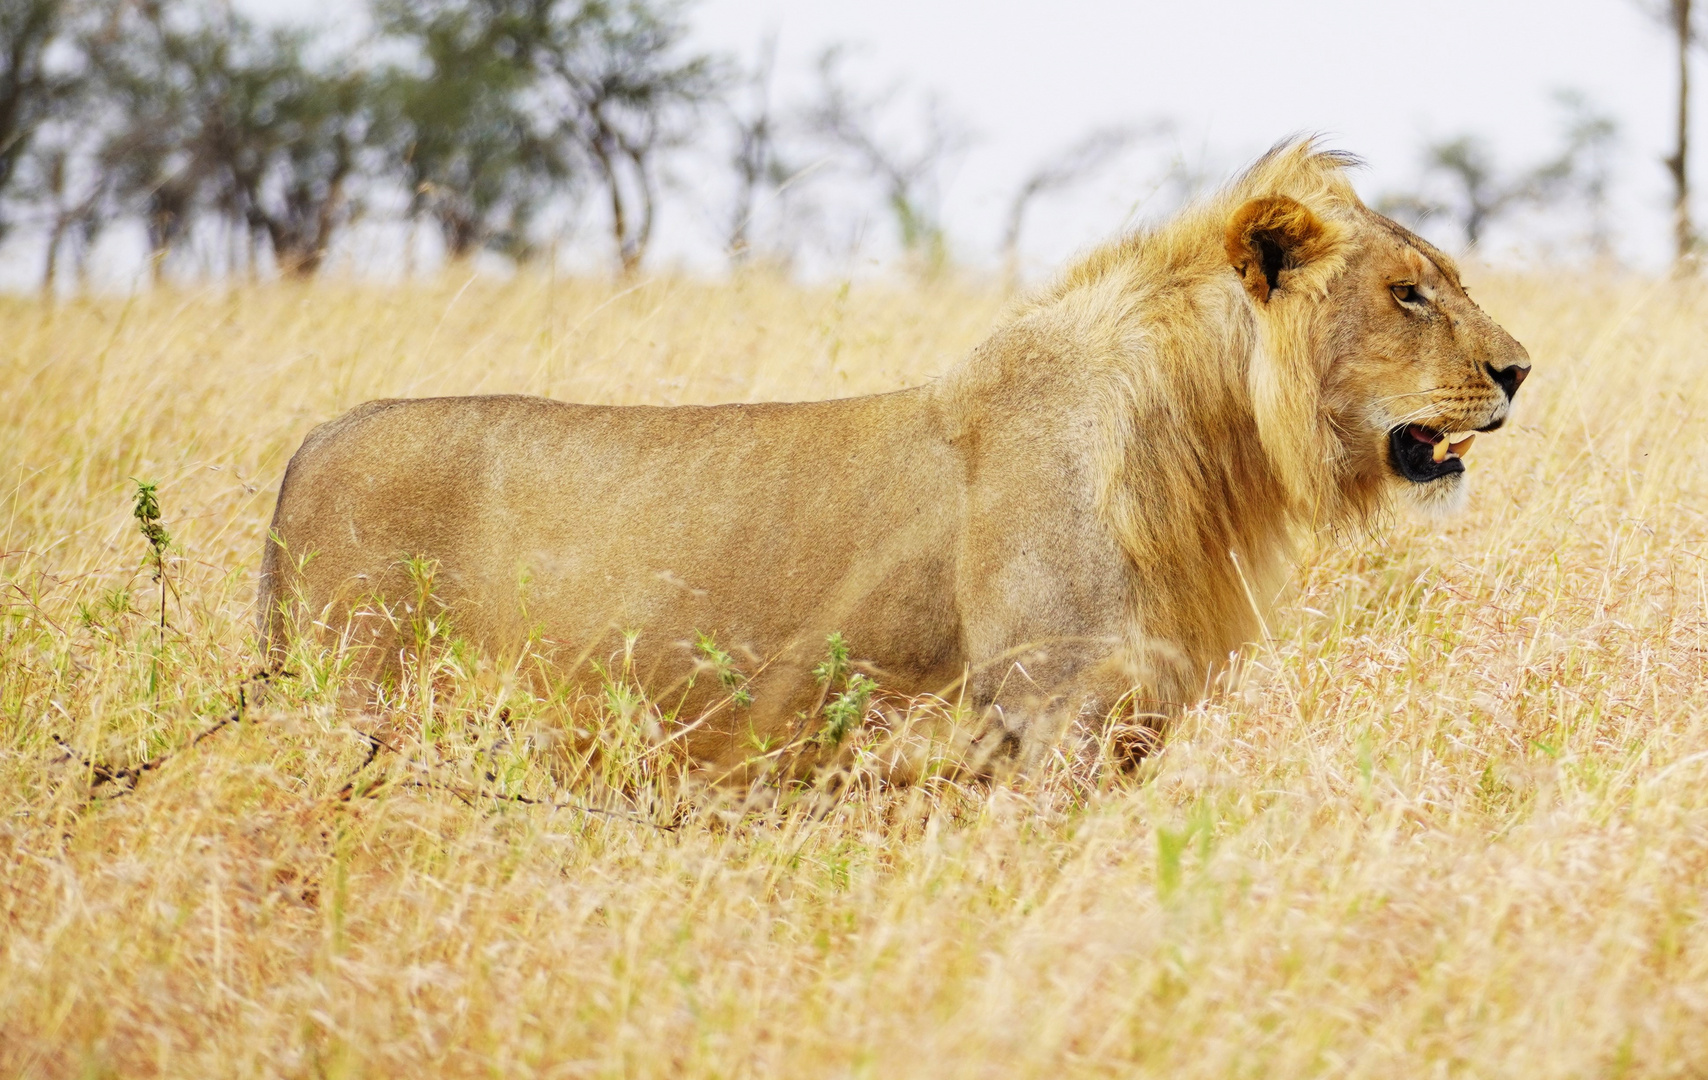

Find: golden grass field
4;268;1708;1077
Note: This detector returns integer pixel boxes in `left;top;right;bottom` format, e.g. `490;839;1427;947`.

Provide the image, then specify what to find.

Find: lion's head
1223;153;1531;520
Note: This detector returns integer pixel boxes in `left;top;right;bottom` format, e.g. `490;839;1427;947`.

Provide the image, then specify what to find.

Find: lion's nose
1487;361;1529;400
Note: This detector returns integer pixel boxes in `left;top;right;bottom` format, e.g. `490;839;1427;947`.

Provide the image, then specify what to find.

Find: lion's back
257;390;964;696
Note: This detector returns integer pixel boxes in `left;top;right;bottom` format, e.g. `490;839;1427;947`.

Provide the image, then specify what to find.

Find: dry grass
4;268;1708;1078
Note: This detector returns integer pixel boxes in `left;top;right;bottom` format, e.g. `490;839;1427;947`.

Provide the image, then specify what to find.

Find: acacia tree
166;18;365;277
723;35;788;263
86;4;371;278
210;28;371;277
376;0;566;262
0;0;76;242
530;0;720;274
1661;0;1695;265
806;47;970;274
1418;136;1524;248
1000;122;1171;278
1542;90;1621;260
28;127;111;291
1627;0;1708;266
83;3;208;278
1379;94;1619;256
16;2;109;292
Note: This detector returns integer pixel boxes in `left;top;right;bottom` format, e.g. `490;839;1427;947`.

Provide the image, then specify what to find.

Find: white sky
71;1;1708;277
682;0;1683;270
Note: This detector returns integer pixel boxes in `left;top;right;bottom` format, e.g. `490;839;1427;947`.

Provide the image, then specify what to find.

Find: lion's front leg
954;525;1155;772
963;640;1174;773
951;421;1181;772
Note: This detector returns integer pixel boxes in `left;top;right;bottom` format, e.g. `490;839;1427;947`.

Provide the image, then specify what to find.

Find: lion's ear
1225;195;1335;303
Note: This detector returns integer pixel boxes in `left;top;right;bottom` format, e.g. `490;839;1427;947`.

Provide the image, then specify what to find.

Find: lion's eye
1391;283;1421;305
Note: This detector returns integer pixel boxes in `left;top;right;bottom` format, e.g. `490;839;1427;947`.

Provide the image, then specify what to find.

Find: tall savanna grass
4;268;1708;1077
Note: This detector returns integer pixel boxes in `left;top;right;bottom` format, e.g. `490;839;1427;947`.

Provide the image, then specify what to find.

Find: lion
258;139;1530;777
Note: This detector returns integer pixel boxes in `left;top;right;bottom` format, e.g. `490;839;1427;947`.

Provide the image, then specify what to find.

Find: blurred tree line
0;0;1022;288
0;0;1685;288
1;0;732;285
1377;91;1622;262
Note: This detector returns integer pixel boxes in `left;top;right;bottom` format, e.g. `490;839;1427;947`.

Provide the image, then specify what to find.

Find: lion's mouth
1388;424;1476;483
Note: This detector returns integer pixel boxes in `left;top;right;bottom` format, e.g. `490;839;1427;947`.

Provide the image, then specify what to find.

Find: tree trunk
41;214;65;298
592;139;632;276
1000;182;1041;288
260;211;334;279
440;209;479;261
267;226;321;278
1666;0;1695;270
728;155;756;264
627;153;655;275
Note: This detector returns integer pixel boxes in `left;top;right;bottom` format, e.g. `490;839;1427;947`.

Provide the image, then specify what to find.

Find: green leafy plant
813;632;873;748
131;478;171;694
811;630;851;688
694;630;752;707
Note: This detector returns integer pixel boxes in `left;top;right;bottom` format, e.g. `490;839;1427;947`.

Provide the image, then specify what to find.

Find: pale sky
74;1;1708;277
683;0;1683;270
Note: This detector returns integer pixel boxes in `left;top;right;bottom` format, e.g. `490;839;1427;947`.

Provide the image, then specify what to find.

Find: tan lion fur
258;138;1530;778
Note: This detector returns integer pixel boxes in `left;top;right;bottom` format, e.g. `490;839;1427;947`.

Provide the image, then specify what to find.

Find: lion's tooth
1449;434;1475;459
1432;438;1450;463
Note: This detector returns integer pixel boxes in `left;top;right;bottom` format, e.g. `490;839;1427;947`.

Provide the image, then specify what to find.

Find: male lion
259;140;1529;776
